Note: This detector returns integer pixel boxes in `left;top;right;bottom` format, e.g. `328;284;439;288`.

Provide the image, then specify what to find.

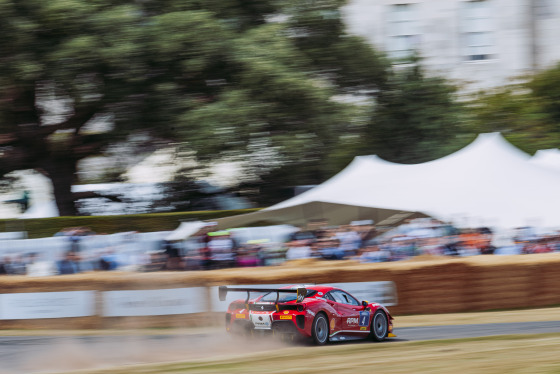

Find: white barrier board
210;281;397;312
102;288;206;316
330;281;398;307
0;291;95;319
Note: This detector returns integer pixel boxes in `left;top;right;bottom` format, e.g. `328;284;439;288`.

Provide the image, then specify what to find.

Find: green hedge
0;209;260;239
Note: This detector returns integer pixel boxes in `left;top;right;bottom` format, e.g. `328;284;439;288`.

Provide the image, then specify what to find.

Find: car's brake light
297;304;305;312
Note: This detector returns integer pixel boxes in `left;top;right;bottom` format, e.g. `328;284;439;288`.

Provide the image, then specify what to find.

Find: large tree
0;0;391;213
357;59;467;164
0;0;160;215
199;0;392;205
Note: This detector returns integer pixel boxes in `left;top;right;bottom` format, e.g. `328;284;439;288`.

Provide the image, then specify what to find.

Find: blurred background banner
0;291;95;319
102;288;206;317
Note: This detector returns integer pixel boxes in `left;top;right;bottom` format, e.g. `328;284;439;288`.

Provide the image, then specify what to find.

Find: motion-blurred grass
60;333;560;374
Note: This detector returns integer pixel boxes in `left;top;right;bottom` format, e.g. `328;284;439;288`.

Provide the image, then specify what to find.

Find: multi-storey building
342;0;560;92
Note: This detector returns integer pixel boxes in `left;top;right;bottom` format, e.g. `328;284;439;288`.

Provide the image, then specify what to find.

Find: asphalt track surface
2;321;560;373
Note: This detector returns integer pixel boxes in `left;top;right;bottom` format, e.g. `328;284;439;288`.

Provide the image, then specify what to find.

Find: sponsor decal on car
250;312;273;329
283;310;289;314
235;313;246;318
330;319;335;330
280;315;292;320
347;317;359;325
307;309;315;317
360;326;367;331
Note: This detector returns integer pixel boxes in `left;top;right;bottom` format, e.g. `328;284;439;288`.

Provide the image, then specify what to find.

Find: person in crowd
236;243;262;267
162;240;183;270
479;241;497;255
9;254;27;275
442;235;461;256
57;251;80;275
477;227;496;255
457;229;481;256
350;220;376;242
318;238;346;260
388;236;415;260
26;252;56;276
189;223;217;270
98;249;119;271
208;231;236;269
289;226;317;243
497;239;525;255
420;237;448;256
285;239;312;260
54;226;96;253
548;234;560;252
359;244;391;263
525;238;553;254
334;226;362;256
143;251;167;272
0;255;11;275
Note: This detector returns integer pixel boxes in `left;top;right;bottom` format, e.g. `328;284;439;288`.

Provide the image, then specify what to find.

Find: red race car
219;284;395;345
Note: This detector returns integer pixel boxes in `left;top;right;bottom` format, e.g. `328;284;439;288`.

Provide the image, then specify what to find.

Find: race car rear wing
218;286;308;308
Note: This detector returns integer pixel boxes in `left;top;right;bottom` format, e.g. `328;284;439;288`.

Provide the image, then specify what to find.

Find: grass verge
59;333;560;374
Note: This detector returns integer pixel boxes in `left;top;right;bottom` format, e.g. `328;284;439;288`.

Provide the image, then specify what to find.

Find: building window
386;3;420;60
461;0;495;61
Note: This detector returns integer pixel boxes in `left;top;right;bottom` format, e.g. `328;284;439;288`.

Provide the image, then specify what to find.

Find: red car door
330;290;369;335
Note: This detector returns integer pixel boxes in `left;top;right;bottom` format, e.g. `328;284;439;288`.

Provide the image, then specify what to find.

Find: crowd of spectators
155;218;560;270
0;219;559;276
0;226;153;276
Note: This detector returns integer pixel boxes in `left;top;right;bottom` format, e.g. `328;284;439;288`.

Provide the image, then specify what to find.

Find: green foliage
465;63;560;153
0;209;260;239
287;0;388;91
526;62;560;134
362;61;466;163
0;0;389;212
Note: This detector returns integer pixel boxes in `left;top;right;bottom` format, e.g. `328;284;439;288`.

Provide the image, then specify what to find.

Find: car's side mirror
362;300;369;307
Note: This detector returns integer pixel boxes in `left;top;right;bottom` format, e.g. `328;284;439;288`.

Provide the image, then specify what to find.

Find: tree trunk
43;159;78;216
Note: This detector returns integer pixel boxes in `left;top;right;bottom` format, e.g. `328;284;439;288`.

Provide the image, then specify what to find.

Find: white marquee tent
216;133;560;231
531;148;560;173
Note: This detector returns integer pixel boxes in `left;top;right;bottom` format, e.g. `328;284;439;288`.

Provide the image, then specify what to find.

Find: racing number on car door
359;311;370;327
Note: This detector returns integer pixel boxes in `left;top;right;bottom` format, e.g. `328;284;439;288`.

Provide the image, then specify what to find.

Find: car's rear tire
311;313;329;345
371;310;388;342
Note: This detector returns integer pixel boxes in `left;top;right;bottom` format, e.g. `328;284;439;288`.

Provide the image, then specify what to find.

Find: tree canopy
361;60;467;164
0;0;390;214
465;62;560;153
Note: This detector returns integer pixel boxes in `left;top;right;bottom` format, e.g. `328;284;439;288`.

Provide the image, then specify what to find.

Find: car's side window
330;291;346;304
331;290;360;306
325;292;335;302
341;292;360;306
